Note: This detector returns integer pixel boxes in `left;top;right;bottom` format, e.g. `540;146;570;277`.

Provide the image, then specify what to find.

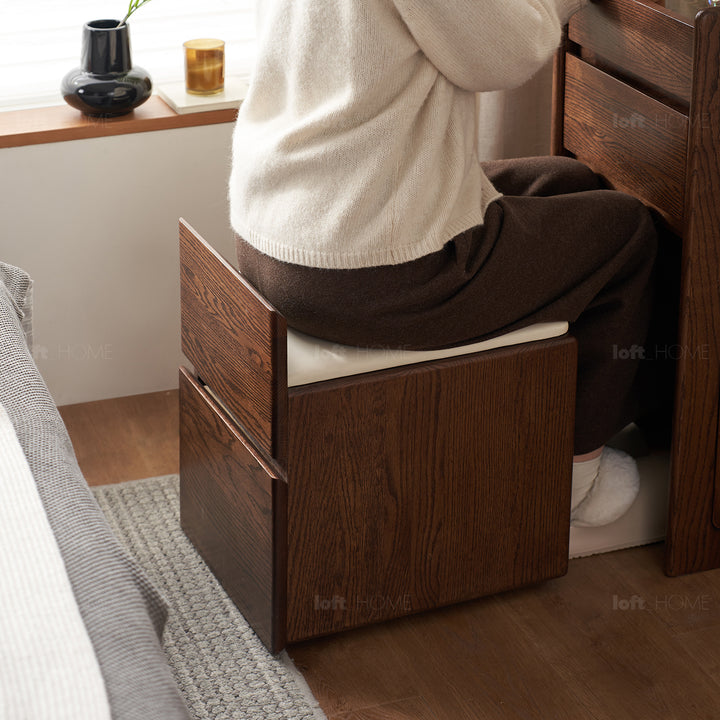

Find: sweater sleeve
392;0;588;92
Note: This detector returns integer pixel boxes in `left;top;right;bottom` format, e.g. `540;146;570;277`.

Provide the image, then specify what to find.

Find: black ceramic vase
61;20;152;117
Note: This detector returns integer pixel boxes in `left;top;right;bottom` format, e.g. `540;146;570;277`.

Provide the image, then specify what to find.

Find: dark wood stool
178;219;577;652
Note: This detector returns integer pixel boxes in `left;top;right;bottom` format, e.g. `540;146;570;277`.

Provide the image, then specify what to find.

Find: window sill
0;96;238;149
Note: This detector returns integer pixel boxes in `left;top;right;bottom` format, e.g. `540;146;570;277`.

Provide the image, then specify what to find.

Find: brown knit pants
236;155;658;454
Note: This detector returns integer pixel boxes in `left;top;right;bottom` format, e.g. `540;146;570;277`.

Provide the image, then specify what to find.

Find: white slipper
571;454;601;512
571;447;640;527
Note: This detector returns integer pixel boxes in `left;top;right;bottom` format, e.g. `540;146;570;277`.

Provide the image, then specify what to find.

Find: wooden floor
61;391;720;720
59;390;179;485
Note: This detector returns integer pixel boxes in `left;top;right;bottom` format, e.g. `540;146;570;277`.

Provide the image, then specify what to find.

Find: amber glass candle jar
183;39;225;95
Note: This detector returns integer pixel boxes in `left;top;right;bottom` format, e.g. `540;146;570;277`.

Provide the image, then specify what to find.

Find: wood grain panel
179;367;288;652
666;8;720;574
569;0;694;105
285;337;577;641
563;53;688;232
179;218;288;465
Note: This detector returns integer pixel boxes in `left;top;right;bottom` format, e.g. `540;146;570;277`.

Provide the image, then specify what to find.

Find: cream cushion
287;321;569;387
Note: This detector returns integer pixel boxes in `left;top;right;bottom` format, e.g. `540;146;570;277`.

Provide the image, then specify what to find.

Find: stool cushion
287;321;569;387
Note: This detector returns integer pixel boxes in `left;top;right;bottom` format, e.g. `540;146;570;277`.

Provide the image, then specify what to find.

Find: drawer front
180;219;288;465
564;53;688;232
179;367;288;652
569;0;694;105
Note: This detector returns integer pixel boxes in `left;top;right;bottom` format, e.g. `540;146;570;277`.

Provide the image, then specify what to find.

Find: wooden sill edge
0;96;237;149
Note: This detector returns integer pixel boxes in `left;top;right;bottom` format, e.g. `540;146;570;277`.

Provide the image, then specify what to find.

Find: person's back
230;0;580;269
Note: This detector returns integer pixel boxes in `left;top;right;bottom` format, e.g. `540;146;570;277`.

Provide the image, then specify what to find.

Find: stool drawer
179;367;288;652
563;53;687;232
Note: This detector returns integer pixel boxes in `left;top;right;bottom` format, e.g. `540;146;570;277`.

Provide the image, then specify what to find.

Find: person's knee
618;193;657;254
537;155;605;192
548;154;597;179
603;192;658;286
483;155;604;196
593;190;657;245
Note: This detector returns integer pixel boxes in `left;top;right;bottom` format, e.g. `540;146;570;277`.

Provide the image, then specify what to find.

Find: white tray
156;76;249;114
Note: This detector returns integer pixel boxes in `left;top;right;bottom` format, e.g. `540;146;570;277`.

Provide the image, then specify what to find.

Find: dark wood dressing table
553;0;720;575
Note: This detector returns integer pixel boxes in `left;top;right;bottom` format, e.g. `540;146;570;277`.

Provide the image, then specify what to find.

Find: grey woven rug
92;475;326;720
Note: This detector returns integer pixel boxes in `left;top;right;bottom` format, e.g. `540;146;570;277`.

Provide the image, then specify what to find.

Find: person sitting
229;0;658;527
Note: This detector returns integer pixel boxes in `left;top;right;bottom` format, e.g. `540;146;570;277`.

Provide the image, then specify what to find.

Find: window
0;1;257;111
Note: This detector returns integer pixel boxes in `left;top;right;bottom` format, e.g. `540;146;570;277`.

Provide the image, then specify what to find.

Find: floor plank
290;546;720;720
502;549;720;719
59;390;179;486
599;543;720;635
332;696;437;720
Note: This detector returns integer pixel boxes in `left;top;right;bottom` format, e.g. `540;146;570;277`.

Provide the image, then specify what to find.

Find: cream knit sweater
230;0;587;269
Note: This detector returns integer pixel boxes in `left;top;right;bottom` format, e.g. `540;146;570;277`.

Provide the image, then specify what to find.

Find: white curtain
476;60;555;161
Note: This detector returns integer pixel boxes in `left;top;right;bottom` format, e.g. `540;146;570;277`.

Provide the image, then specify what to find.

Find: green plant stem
118;0;153;27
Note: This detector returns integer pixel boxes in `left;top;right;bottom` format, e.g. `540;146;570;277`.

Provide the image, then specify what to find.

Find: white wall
0;68;553;407
0;122;237;406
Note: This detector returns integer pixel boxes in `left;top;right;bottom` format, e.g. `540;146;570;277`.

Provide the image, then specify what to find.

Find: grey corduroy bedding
0;262;190;720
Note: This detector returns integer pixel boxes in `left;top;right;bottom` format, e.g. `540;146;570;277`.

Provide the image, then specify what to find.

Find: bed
0;262;190;720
